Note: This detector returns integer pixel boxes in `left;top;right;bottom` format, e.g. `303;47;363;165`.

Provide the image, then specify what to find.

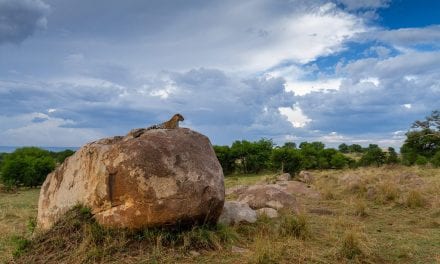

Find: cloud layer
0;0;439;149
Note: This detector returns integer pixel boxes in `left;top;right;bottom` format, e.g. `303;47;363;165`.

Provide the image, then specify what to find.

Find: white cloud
285;78;343;95
279;105;312;128
243;3;366;70
0;113;104;146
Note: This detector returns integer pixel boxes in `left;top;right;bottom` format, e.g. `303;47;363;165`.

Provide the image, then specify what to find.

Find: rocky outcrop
37;128;225;230
236;184;298;212
218;201;257;225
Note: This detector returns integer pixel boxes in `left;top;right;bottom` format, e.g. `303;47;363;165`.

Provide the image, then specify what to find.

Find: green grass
1;166;440;263
0;188;39;263
224;172;273;188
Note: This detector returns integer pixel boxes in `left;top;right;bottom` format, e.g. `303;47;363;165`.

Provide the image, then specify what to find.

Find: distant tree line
0;147;75;188
214;110;440;176
213;140;401;176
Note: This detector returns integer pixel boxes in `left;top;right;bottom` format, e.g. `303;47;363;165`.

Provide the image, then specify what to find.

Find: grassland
1;166;439;263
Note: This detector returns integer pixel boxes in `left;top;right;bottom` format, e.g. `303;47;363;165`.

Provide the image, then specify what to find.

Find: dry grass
1;166;440;263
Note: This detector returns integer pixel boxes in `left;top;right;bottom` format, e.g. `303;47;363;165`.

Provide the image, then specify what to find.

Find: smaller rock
397;173;424;188
339;174;363;191
366;186;376;200
281;181;321;200
237;184;298;212
256;208;279;218
231;246;250;254
298;171;314;184
218;201;257;225
189;250;200;257
277;173;292;181
225;185;247;196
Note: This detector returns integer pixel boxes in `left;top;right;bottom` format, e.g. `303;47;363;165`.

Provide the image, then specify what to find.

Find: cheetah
127;113;185;138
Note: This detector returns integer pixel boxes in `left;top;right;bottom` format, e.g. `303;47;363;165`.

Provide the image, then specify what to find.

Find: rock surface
278;181;321;200
37;128;225;230
298;171;314;184
277;173;292;181
218;201;257;225
236;184;298;212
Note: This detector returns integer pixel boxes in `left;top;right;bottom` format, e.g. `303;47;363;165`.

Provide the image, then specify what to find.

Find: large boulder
37;128;225;230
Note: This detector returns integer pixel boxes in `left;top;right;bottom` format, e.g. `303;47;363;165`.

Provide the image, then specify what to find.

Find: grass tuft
339;231;363;260
406;190;426;208
279;213;310;240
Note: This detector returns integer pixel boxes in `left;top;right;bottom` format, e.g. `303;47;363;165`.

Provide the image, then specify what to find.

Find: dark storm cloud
0;0;50;44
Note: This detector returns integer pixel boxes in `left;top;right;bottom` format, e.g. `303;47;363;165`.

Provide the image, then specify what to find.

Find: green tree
348;144;363;153
213;145;234;175
401;110;440;165
330;152;348;169
317;148;337;169
282;142;297;149
230;139;273;174
338;143;349;153
299;142;325;169
386;147;399;164
271;147;303;175
359;144;386;167
0;147;56;187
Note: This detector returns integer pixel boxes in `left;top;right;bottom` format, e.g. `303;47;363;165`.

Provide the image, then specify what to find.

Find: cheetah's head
174;113;184;121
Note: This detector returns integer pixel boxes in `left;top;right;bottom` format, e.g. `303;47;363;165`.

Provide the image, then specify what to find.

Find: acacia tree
401;110;440;165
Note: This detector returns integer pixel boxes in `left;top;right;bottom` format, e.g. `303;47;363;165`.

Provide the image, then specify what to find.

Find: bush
330;152;348;169
0;147;56;187
431;151;440;167
415;155;428;165
359;145;385;167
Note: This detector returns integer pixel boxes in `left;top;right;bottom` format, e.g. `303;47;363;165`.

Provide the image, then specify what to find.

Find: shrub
415;155;428;165
0;147;56;187
359;145;386;167
330;152;348;169
431;151;440;167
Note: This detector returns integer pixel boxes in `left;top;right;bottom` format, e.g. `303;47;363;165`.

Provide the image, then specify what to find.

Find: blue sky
0;0;439;148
